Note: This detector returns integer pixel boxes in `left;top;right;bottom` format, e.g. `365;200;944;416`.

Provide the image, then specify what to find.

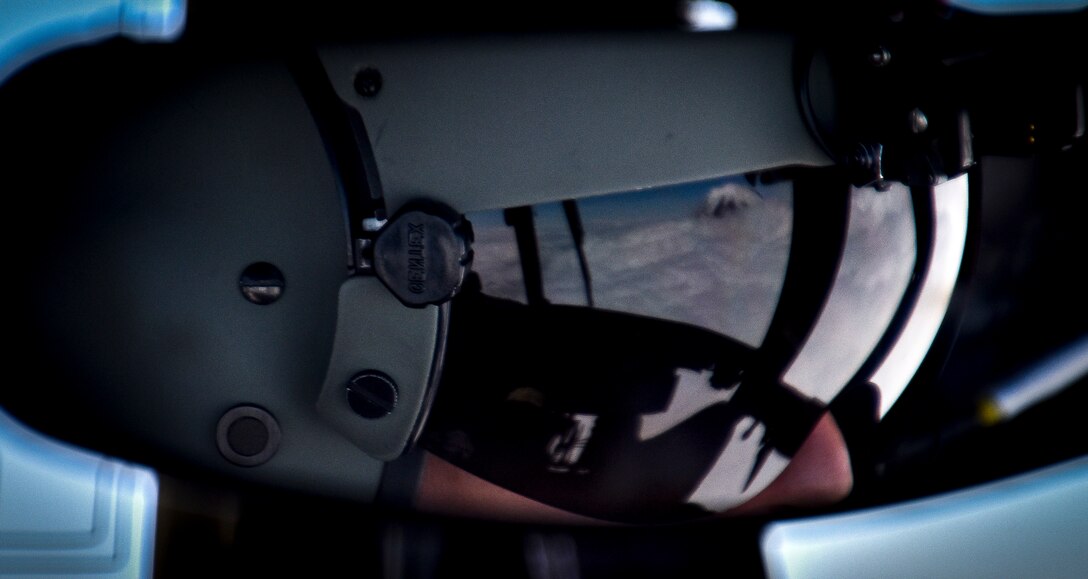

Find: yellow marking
978;398;1004;426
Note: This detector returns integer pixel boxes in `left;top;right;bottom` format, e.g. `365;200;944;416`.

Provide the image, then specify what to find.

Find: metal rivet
869;47;891;67
354;68;383;97
346;371;398;419
909;108;929;134
239;262;284;305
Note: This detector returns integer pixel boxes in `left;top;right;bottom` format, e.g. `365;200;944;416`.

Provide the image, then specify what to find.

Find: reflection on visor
783;183;917;404
871;175;969;417
424;285;823;522
427;175;855;522
427;169;959;521
468;176;792;348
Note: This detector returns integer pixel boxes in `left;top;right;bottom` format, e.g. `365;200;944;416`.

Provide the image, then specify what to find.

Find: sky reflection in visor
466;173;965;419
467;176;791;349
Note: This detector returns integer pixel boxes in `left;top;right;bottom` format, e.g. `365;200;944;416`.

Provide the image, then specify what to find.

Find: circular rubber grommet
217;405;282;467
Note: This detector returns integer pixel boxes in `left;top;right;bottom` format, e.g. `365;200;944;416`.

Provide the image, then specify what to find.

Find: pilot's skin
416;413;851;524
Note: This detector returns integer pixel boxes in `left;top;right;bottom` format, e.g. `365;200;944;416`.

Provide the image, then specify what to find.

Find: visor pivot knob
372;202;473;307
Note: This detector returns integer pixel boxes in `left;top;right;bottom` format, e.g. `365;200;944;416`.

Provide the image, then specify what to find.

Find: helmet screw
346;371;398;419
869;47;891;67
239;262;284;305
910;108;929;134
354;68;383;97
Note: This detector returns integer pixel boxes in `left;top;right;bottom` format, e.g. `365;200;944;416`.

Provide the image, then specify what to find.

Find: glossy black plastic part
373;203;474;307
